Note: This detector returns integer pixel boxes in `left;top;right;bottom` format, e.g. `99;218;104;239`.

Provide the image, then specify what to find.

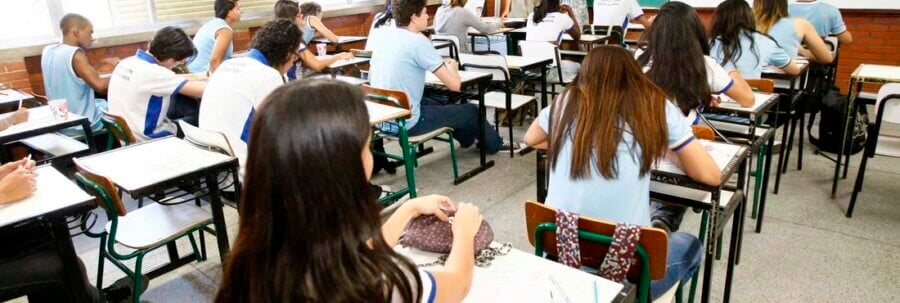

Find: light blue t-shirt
710;32;792;79
369;27;444;131
188;18;234;73
302;16;317;44
539;100;695;226
767;18;802;59
41;43;106;133
789;1;847;37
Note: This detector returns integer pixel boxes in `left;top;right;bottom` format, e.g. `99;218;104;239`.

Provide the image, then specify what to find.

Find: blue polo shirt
710;31;792;79
789;1;847;37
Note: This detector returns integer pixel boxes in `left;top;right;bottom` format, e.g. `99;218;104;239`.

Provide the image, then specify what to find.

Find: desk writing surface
328;57;370;69
310;74;368;86
0;165;93;228
762;59;809;75
76;137;233;192
0;106;86;138
505;55;551;70
467;27;515;35
562;33;609;42
853;64;900;83
313;36;367;44
0;89;33;104
482;17;526;24
654;140;744;176
397;245;624;303
650;182;735;207
366;101;409;125
426;70;492;85
717;92;778;114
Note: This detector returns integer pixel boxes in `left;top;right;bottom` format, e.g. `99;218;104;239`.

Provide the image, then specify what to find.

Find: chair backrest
877;83;900;124
177;120;236;157
360;85;412;110
100;109;136;146
745;79;775;93
824;36;839;58
459;53;510;84
523;201;668;280
432;34;460;61
592;1;630;27
73;158;128;217
519;40;562;82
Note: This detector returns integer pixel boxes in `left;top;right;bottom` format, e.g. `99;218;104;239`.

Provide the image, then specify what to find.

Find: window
0;0;54;41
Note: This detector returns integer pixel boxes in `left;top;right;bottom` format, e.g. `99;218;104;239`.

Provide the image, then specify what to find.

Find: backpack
808;88;868;155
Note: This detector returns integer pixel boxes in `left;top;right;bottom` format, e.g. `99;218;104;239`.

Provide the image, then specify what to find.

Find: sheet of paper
462;271;553;303
0;89;33;104
717;92;776;113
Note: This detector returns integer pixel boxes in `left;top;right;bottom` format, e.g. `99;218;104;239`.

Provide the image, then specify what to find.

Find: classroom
0;0;898;302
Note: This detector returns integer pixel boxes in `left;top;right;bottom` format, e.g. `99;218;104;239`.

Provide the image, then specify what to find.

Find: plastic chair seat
20;133;89;157
384;127;454;144
875;134;900;158
476;91;536;110
108;202;212;249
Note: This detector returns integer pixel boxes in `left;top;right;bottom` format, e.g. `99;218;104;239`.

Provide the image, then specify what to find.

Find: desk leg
700;208;717;303
756;135;775;233
205;174;230;264
541;65;548;108
82;120;96;153
723;191;743;303
736;158;749;265
453;80;495;184
536;150;547;202
832;81;861;198
399;120;418;198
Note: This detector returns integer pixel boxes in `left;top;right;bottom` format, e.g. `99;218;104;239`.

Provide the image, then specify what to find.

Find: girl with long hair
524;46;721;299
710;0;802;78
753;0;832;63
215;79;481;303
525;0;581;82
434;0;501;53
188;0;241;73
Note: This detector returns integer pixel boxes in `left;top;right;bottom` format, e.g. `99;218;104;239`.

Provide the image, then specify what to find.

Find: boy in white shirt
592;0;652;29
107;26;206;142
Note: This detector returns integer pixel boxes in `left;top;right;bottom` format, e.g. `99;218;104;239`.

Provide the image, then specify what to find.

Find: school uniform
561;0;589;28
199;49;284;174
766;18;803;59
40;43;106;133
789;0;847;37
710;32;792;79
285;42;310;81
392;268;436;303
434;5;499;53
525;12;580;83
107;49;188;142
592;0;643;28
368;26;502;153
539;97;700;300
639;52;735;125
301;16;317;44
188;18;233;73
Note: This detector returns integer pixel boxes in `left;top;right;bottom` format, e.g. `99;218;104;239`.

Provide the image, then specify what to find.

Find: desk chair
588;3;629;46
432;35;461;63
73;159;212;303
848;84;900;217
524;201;685;303
519;41;572;98
459;53;537;156
100;109;136;147
177;120;242;209
361;85;460;182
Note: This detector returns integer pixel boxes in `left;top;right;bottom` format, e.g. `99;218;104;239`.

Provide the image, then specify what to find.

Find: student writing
754;0;833;63
273;0;353;80
709;0;802;78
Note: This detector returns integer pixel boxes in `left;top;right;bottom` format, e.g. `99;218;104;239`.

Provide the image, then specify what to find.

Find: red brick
2;61;26;72
872;17;900;24
868;46;899;54
854;24;889;32
852;38;886;46
8;79;31;90
870;32;900;39
0;70;28;83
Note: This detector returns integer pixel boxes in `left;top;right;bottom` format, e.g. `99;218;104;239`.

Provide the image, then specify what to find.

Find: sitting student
591;0;651;29
0;107;28;132
298;2;339;44
754;0;833;63
199;18;300;177
42;14;118;144
710;0;802;79
371;0;395;31
369;0;506;154
525;0;581;83
434;0;501;53
108;27;206;142
188;0;242;73
523;46;720;300
215;79;481;303
273;0;353;80
501;0;538;18
637;1;753;232
789;0;852;45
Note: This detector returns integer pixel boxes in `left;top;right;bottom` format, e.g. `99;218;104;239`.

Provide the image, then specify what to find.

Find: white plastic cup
317;43;327;57
48;99;68;121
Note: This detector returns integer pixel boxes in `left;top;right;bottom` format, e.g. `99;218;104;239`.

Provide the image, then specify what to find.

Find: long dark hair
550;46;669;179
215;0;238;19
215;79;420;303
374;0;394;28
637;1;710;116
532;0;561;24
711;0;768;69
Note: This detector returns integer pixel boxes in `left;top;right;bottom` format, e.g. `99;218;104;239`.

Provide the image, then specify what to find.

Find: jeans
650;232;702;299
168;94;200;127
651;201;688;232
409;96;503;154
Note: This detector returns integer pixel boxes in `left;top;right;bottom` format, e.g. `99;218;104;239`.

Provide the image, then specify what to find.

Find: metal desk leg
541;65;548;108
723;190;744;303
205;174;230;264
536;150;547;202
832;81;862;198
453;80;495;184
756;134;775;233
81;120;96;153
736;158;749;265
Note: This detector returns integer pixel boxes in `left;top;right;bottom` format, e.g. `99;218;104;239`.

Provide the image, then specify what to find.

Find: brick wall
0;61;30;93
834;11;900;93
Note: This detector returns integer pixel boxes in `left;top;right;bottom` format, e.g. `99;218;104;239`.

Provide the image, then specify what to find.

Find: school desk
0;89;41;112
365;101;417;200
310;74;369;86
763;59;811;193
0;105;95;165
312;36;368;52
504;55;552;108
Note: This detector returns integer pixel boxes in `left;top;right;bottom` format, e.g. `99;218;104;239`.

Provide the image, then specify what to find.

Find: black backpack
808;88;868;155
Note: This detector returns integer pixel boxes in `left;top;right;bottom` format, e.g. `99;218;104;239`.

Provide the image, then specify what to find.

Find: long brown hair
215;79;420;303
753;0;789;34
549;46;669;179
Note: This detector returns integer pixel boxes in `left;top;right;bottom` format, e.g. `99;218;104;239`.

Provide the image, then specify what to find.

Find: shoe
102;275;149;303
377;185;393;200
500;142;526;153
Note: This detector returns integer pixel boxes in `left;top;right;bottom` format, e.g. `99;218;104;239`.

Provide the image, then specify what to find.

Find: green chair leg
675;281;684;303
96;233;107;289
688;211;709;303
187;233;203;262
132;253;145;303
447;133;459;179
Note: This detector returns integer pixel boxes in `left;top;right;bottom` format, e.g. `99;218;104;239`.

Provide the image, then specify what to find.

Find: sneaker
377;185;393;200
500;142;526;153
102;275;149;303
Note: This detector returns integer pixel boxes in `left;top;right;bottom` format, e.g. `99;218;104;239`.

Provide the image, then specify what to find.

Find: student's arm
560;5;581;41
299;49;353;72
310;16;339;43
178;80;206;99
465;9;500;34
0;166;36;205
629;0;652;28
433;60;461;92
427;203;481;303
634;15;652;28
524;118;548;149
381;195;455;247
72;50;110;94
831;8;852;45
724;70;755;108
835;31;852;45
797;19;833;64
208;28;234;73
779;60;802;75
669;141;722;186
500;0;511;18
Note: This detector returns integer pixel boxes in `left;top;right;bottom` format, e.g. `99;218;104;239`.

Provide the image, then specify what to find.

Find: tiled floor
9;113;900;302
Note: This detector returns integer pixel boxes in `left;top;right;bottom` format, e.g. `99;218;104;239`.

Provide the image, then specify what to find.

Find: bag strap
555;210;582;268
598;223;642;283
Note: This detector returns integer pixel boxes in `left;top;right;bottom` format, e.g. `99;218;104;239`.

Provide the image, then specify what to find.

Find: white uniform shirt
592;0;644;27
525;12;575;43
107;49;187;142
199;49;284;173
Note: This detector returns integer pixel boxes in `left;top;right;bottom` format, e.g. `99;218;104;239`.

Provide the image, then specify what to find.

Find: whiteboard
655;0;900;10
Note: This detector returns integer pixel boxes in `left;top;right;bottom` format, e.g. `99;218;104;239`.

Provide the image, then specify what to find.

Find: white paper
462;272;553;303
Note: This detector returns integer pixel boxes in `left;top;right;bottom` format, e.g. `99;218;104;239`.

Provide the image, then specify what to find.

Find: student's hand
444;59;459;71
0;157;37;178
451;203;483;239
797;47;813;59
10;107;28;125
709;95;721;107
500;12;509;18
0;166;36;204
408;194;456;222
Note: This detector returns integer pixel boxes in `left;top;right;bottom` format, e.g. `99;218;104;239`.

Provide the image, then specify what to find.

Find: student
501;0;538;19
273;0;353;80
298;2;339;44
371;0;395;32
0;157;35;204
434;0;501;53
523;46;719;300
789;0;852;44
108;27;206;142
0;107;28;132
560;0;588;28
709;0;802;79
369;0;507;154
215;79;481;303
592;0;651;29
41;14;118;143
188;0;242;73
637;1;752;232
525;0;581;83
754;0;832;63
